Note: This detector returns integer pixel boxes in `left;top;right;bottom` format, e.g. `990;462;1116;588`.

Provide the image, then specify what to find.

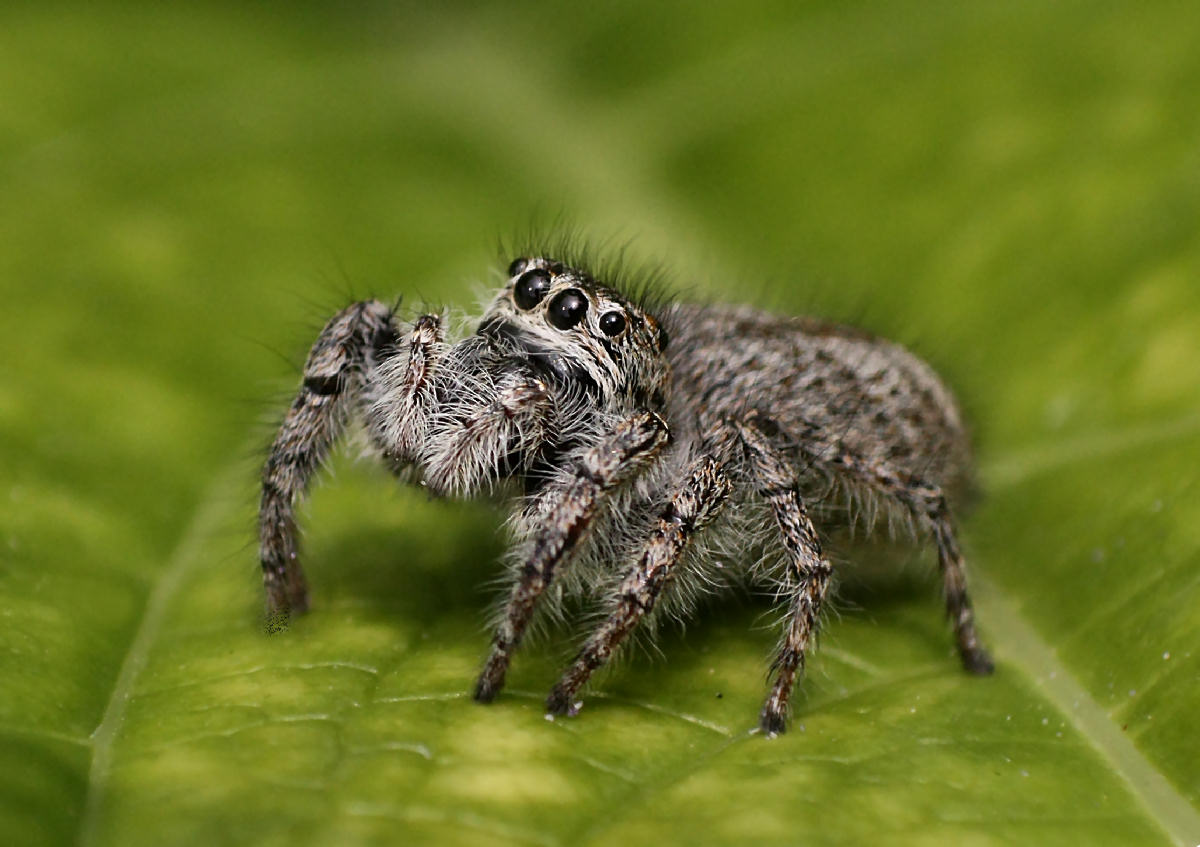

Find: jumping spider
258;253;993;735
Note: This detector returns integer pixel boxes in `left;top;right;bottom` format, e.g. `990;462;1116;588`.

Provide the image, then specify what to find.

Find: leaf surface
1;3;1197;846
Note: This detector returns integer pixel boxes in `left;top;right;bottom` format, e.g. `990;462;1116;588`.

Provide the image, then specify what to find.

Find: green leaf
2;2;1198;846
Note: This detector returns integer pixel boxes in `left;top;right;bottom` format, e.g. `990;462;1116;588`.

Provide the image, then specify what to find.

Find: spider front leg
737;417;834;736
259;300;400;620
545;456;732;717
473;411;670;703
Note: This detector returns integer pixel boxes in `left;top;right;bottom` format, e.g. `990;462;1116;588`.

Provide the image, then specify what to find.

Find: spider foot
961;644;995;676
473;652;509;703
544;685;581;717
758;705;789;737
263;571;309;632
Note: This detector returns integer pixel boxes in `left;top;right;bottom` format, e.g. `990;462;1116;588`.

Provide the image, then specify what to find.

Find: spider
258;251;994;735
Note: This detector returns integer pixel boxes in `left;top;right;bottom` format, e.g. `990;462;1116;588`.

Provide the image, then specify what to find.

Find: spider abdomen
663;303;972;505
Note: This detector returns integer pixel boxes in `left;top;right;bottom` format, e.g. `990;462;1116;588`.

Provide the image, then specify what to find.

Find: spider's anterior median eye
514;268;552;310
599;311;626;336
546;288;589;330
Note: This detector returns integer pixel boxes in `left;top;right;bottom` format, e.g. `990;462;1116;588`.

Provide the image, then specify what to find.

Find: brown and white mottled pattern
257;253;992;736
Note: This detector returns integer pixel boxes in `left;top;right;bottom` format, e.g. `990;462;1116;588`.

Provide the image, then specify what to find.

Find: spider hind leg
796;423;994;677
737;417;833;736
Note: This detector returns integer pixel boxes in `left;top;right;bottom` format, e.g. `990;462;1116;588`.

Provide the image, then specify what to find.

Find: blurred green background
1;2;1198;845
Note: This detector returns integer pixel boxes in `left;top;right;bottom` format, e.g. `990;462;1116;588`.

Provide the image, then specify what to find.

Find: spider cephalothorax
258;252;992;735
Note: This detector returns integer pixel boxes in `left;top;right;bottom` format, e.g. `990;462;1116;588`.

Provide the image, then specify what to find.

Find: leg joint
303;373;342;396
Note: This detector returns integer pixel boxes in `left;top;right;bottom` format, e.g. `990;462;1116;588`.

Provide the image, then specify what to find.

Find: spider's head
478;256;671;412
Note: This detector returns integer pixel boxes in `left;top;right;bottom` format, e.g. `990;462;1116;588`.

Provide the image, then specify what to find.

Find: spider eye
513;268;552;310
599;311;626;336
508;257;530;277
546;288;589;330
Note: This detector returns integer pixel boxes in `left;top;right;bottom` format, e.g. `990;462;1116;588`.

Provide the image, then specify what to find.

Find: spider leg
259;300;401;621
545;456;731;716
796;423;993;675
473;411;670;703
737;417;833;736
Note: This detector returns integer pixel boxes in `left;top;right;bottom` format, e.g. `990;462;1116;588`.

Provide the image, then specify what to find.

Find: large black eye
514;268;551;310
599;311;626;336
546;288;589;330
